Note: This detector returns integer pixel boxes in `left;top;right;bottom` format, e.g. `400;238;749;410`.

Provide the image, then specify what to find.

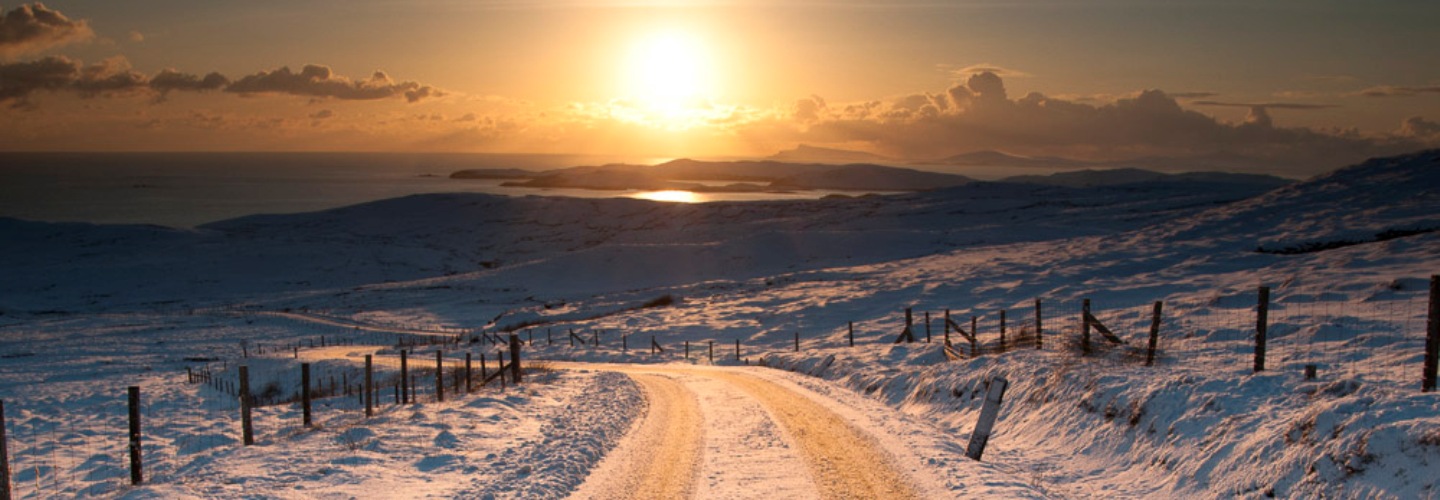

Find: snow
0;149;1437;497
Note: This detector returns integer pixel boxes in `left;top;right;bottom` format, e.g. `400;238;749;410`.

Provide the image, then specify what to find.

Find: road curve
570;372;704;500
564;364;924;499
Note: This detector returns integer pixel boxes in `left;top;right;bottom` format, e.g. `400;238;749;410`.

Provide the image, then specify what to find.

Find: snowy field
0;150;1437;498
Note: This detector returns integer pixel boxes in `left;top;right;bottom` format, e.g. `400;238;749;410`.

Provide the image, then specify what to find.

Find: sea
0;152;872;228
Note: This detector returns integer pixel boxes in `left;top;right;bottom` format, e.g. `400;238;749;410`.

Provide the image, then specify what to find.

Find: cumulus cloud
794;95;826;122
225;65;444;102
1193;100;1339;127
0;3;92;58
1399;116;1440;140
148;69;229;94
0;54;74;104
781;72;1429;174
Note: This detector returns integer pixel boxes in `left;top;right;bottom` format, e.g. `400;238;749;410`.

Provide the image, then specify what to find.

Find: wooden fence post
849;321;855;347
943;310;951;345
1082;299;1092;355
510;334;522;384
735;339;741;361
1035;299;1043;349
999;310;1006;350
1146;301;1163;367
925;311;932;343
965;377;1009;461
465;353;473;394
794;331;800;352
1424;275;1438;392
400;350;409;404
436;350;445;402
971;316;978;355
685;341;690;359
0;400;9;500
302;363;312;427
569;329;575;347
1255;286;1270;373
128;386;143;485
709;341;714;362
364;355;374;417
622;333;628;353
239;366;254;446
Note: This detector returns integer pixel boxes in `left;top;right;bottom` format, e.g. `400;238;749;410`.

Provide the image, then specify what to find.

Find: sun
621;29;717;123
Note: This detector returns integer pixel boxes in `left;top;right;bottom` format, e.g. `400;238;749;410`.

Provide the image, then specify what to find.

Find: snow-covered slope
0;150;1437;497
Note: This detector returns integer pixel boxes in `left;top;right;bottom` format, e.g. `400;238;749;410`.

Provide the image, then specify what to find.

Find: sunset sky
2;1;1438;173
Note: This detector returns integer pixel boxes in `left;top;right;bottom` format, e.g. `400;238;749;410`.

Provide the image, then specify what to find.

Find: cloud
0;3;93;58
1168;92;1219;99
0;55;75;104
0;58;439;106
1356;85;1440;98
1192;100;1339;127
225;65;444;102
947;63;1031;78
776;72;1428;174
1399;116;1440;140
149;69;229;94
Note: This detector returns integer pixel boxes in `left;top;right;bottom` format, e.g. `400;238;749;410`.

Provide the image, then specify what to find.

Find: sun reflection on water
630;190;703;203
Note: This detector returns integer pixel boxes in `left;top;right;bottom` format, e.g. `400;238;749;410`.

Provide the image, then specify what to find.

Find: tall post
999;310;1006;349
709;341;714;362
1035;299;1043;349
436;350;445;402
301;363;312;427
510;334;522;384
364;355;374;417
970;316;978;355
794;331;800;352
239;366;254;446
735;339;741;361
652;336;658;355
465;352;473;394
904;308;914;343
569;329;575;347
1255;286;1270;373
1147;301;1163;367
1082;299;1092;355
685;341;690;359
548;328;553;346
127;386;143;485
944;310;951;345
925;311;931;343
848;321;855;347
400;349;409;404
965;377;1009;461
623;333;628;353
480;353;488;380
0;400;10;500
1424;275;1438;392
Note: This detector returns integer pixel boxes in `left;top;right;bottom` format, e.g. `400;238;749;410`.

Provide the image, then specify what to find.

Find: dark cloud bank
0;56;442;106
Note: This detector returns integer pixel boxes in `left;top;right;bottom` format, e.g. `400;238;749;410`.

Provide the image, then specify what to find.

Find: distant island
450;158;974;192
450;156;1293;193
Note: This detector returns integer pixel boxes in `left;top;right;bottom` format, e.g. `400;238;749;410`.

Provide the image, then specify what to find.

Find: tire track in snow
570;373;703;499
711;370;922;500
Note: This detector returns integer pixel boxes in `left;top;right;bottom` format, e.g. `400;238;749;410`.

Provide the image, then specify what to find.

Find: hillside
0;150;1436;497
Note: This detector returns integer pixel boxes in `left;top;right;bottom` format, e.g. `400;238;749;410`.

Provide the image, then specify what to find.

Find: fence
0;275;1433;497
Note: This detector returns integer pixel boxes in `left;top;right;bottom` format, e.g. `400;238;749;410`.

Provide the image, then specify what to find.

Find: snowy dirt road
562;363;940;500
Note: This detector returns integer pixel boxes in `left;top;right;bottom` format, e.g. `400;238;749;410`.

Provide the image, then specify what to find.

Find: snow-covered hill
0;150;1437;497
